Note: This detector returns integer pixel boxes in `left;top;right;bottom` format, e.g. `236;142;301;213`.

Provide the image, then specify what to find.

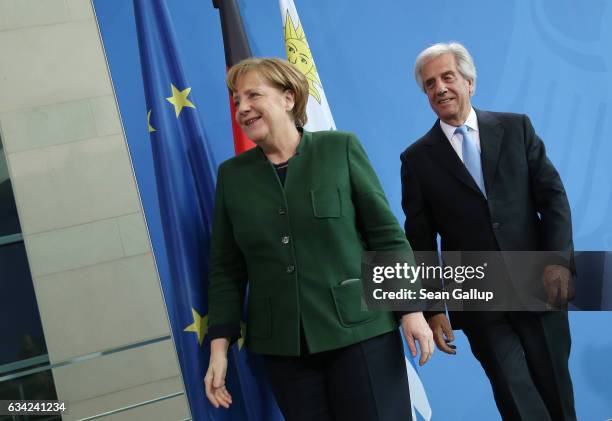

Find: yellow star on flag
147;109;156;132
166;84;195;118
238;322;247;350
184;308;208;346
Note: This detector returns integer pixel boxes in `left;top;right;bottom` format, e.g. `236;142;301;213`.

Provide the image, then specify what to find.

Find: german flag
213;0;254;154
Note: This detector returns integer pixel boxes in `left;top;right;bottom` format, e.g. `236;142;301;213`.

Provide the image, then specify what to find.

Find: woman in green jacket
204;57;433;421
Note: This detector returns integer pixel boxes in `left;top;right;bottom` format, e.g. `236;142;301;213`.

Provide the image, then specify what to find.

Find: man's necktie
456;125;486;197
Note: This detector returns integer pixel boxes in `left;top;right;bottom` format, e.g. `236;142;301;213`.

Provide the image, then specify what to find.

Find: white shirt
439;108;481;163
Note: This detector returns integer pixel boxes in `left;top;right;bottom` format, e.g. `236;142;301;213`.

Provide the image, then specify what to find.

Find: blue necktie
456;125;486;197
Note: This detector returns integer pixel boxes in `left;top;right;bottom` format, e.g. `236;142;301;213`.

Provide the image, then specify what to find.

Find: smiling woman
231;70;300;155
227;57;308;160
203;57;434;421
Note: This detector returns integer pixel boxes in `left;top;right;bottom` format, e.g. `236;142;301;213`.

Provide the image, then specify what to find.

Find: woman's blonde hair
227;57;309;127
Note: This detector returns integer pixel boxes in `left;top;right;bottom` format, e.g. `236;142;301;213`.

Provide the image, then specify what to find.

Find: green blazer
208;130;414;356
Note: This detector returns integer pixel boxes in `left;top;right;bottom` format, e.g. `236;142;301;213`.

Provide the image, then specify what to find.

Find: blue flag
133;1;271;419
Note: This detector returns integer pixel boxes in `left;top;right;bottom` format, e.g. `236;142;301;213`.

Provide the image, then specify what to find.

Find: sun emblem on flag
284;11;322;104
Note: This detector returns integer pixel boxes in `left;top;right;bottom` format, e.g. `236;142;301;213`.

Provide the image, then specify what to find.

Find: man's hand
204;338;232;409
428;313;456;355
543;264;574;308
401;312;435;366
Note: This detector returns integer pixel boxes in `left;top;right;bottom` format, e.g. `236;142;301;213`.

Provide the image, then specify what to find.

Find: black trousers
463;311;576;421
262;330;412;421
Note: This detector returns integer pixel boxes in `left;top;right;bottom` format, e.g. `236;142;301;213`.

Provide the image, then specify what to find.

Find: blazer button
281;235;290;244
286;265;295;274
278;207;286;215
492;222;501;230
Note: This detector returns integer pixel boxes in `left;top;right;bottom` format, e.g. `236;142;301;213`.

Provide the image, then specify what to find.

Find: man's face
420;53;473;126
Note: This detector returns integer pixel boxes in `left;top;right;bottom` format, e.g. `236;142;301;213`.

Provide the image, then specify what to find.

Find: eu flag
133;1;251;419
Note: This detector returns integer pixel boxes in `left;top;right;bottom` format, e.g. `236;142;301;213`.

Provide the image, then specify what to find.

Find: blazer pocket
311;188;342;218
247;297;272;338
331;280;378;327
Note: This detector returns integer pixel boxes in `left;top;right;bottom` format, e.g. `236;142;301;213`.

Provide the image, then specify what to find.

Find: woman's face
232;70;295;145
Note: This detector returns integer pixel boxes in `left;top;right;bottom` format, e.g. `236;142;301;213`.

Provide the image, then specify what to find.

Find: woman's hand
204;338;232;408
400;312;435;366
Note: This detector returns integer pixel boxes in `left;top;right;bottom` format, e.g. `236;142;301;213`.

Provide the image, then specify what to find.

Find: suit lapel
476;109;504;193
425;121;483;196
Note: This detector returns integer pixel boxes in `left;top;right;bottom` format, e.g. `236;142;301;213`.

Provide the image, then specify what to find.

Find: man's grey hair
414;42;477;95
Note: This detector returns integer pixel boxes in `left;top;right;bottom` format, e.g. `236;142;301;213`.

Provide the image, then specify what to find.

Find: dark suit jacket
400;109;573;329
208;130;414;356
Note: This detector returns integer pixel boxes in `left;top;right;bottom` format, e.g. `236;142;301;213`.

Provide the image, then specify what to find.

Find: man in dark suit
401;42;576;420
